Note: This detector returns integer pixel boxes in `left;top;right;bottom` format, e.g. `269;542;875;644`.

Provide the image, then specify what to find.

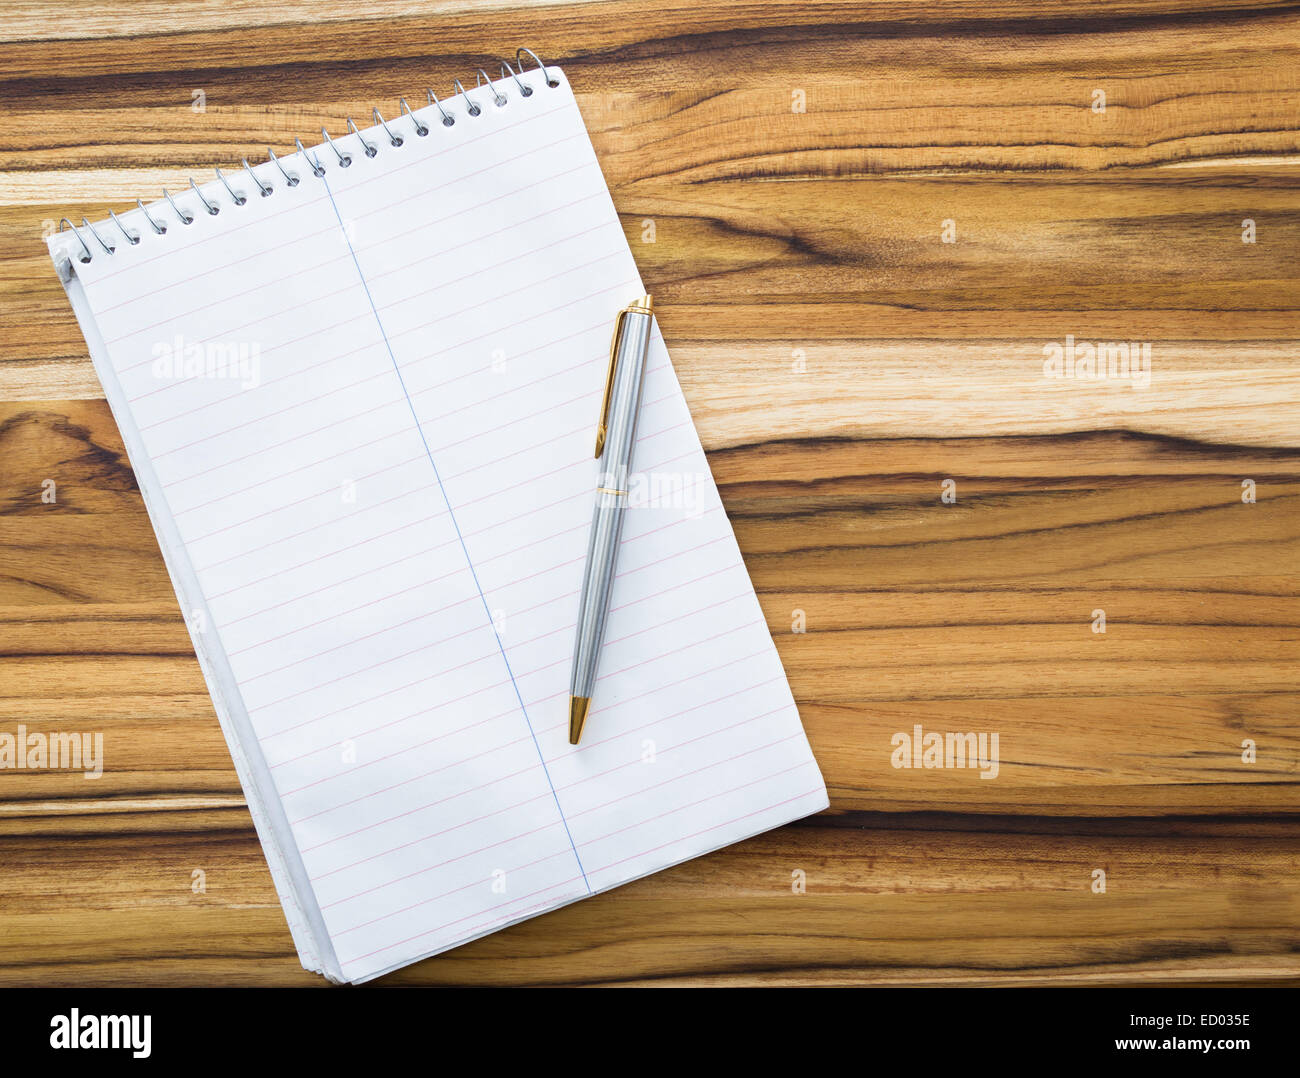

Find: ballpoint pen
567;294;655;744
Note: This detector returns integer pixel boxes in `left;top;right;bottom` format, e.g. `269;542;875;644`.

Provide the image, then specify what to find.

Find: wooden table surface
1;2;1298;987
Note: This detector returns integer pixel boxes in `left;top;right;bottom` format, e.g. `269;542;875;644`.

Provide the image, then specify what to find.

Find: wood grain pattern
0;2;1297;986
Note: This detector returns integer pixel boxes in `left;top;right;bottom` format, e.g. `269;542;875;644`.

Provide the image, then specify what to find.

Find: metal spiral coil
57;49;559;268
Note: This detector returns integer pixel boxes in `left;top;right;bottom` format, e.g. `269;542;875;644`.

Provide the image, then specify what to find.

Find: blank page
51;66;827;983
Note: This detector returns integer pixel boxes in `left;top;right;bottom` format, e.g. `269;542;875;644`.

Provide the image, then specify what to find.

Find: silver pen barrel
568;295;654;744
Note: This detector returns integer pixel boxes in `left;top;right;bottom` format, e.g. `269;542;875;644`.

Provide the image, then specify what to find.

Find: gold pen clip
596;295;652;457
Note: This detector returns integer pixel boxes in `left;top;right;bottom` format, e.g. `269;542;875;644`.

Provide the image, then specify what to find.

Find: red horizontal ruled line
126;235;621;419
145;280;633;461
246;519;728;747
222;494;578;656
129;200;605;378
92;101;577;308
152;369;403;462
230;531;563;668
575;757;809;857
480;546;748;691
415;357;660;461
275;556;741;800
432;405;686;516
252;597;573;717
223;522;462;631
607;511;722;613
224;553;472;660
125;301;376;405
417;885;589;960
259;517;705;705
446;415;681;515
194;382;672;524
244;504;724;726
120;271;359;357
439;381;674;491
196;479;441;574
226;514;589;662
268;635;771;775
558;684;786;769
106;173;604;350
271;643;508;742
127;206;610;434
154;324;605;488
632;446;696;478
264;595;757;775
315;811;561;901
283;701;527;803
332;839;580;942
125;240;623;415
136;339;390;438
344;186;603;292
629;388;678;415
216;435;691;660
252;584;746;728
450;453;584;513
615;478;716;541
223;537;458;630
227;561;478;662
558;707;793;807
245;579;486;707
605;532;728;588
145;273;608;440
307;757;547;865
172;423;415;519
286;655;775;821
206;508;445;602
252;527;737;743
243;349;664;521
583;612;763;690
352;881;586;963
165;319;651;504
504;613;763;713
184;452;427;546
319;720;799;904
421;345;662;454
322;816;575;919
533;652;774;754
629;417;690;447
588;784;824;882
536;643;775;749
289;731;504;823
471;518;726;643
599;590;750;650
338;780;822;964
442;421;585;484
367;251;630;405
204;424;641;606
268;672;513;767
243;587;477;688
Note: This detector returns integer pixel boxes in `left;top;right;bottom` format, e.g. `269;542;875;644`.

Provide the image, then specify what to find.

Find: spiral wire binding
57;49;560;269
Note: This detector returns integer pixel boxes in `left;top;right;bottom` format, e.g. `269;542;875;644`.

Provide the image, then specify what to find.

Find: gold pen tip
568;696;591;745
632;294;653;312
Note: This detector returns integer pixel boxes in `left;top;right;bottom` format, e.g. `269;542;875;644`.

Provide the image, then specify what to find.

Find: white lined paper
51;66;827;983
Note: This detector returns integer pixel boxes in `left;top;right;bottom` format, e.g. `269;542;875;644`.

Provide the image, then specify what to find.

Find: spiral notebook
46;55;827;983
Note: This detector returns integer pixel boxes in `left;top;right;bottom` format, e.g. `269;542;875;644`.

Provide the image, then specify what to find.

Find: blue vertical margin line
320;173;591;895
